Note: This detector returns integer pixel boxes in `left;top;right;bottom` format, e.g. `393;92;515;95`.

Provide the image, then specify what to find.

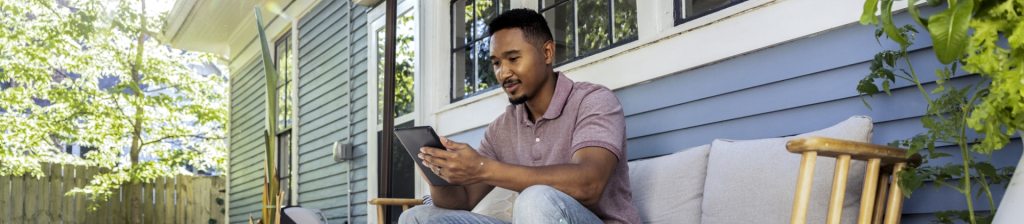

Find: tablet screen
394;126;453;186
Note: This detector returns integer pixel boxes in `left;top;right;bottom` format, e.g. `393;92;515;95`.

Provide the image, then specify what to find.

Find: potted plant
858;0;1022;223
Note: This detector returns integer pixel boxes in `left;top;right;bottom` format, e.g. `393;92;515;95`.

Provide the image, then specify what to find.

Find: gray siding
295;0;370;223
228;56;268;222
449;7;1020;224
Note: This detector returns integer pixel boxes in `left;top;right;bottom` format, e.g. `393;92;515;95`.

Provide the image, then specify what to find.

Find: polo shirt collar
520;72;573;124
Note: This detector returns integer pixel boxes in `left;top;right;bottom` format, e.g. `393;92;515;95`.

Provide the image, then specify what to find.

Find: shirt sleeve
570;87;626;161
477;122;500;160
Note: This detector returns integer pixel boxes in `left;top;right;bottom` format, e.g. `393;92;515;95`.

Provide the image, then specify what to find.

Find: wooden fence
0;163;225;224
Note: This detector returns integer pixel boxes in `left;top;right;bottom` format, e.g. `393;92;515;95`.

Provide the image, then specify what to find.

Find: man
399;9;640;224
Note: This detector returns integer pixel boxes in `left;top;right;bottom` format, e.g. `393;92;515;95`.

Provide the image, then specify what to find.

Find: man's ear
543;40;555;65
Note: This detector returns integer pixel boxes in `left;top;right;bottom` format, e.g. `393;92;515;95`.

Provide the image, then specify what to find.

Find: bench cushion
701;116;872;224
628;144;711;224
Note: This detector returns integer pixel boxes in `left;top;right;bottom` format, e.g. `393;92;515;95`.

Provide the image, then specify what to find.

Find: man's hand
418;137;490;185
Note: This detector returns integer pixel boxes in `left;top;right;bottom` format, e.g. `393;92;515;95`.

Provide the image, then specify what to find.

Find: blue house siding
295;0;370;223
228;56;268;223
447;8;1020;223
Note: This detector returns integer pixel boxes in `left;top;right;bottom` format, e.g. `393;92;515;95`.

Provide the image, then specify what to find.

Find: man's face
490;28;553;105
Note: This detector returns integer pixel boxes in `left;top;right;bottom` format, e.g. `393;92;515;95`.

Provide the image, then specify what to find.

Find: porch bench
370;116;918;224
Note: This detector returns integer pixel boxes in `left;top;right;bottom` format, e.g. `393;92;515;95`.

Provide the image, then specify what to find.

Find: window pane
500;0;510;12
577;0;611;56
395;12;416;117
684;0;733;19
465;1;477;41
376;12;416;120
475;37;496;91
452;0;470;48
613;0;638;42
542;0;569;8
543;3;575;64
452;48;468;99
475;0;496;37
278;132;290;178
463;44;476;96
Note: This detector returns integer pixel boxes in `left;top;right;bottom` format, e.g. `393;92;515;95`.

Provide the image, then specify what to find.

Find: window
376;12;416;124
275;32;294;131
675;0;746;24
450;0;510;101
539;0;638;66
274;31;294;205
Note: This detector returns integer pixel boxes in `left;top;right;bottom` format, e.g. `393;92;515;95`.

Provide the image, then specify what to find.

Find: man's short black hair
488;8;554;47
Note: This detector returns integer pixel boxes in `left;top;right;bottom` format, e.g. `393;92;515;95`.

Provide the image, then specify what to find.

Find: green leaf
880;0;909;47
906;0;925;26
861;0;880;25
927;0;974;64
975;162;997;178
897;167;924;197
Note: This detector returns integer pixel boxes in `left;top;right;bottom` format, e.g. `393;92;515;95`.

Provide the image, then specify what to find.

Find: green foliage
376;14;416;123
0;0;228;210
860;0;1023;223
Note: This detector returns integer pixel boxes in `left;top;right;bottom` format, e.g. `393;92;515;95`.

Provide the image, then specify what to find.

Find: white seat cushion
628;144;711;224
701;115;872;224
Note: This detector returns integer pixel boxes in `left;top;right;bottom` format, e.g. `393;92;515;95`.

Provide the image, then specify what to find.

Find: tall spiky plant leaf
254;7;279;224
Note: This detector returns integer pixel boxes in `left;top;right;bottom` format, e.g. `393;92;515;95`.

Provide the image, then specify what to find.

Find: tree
0;0;228;222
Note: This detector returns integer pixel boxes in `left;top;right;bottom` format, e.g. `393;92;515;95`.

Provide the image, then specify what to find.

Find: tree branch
142;133;224;146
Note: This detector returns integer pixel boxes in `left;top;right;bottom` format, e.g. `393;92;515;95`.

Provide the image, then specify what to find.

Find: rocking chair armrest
369;198;424;206
786;137;922;165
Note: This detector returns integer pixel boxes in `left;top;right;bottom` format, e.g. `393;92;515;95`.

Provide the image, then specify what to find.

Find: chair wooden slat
826;155;852;224
790;151;818;224
858;158;882;224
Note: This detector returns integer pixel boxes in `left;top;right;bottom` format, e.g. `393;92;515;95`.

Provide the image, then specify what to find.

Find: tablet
394;126;453;186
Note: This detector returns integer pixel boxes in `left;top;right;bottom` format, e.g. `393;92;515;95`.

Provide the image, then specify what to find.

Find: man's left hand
418;137;489;185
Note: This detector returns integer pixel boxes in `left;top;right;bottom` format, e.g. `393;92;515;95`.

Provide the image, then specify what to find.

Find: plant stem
958;103;977;224
903;54;933;109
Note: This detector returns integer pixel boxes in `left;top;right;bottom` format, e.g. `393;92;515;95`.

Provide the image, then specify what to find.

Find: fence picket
24;168;41;224
153;178;164;224
49;163;63;223
85;167;102;224
62;165;76;224
11;174;24;224
163;177;176;224
176;176;190;224
0;174;9;224
1;168;222;224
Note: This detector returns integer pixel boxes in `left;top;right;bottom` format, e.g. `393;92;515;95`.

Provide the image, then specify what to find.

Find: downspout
381;0;398;218
345;2;355;224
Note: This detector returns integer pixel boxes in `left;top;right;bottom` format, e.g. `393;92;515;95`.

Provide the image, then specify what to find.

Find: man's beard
509;94;528;105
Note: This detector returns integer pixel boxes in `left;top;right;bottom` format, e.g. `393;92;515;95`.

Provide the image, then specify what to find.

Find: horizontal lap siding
447;7;1020;223
229;57;266;224
296;0;370;223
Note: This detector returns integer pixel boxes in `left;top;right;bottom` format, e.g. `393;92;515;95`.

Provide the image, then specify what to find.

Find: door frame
366;0;419;222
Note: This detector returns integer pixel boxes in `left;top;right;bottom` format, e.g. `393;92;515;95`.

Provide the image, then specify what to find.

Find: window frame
448;0;510;102
538;0;639;68
273;30;294;206
674;0;748;25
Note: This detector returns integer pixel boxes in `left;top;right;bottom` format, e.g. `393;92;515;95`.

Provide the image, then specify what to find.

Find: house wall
444;4;1021;224
227;56;269;223
225;0;371;223
294;0;371;223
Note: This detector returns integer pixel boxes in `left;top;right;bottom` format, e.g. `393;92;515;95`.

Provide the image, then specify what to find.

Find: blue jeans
398;185;603;224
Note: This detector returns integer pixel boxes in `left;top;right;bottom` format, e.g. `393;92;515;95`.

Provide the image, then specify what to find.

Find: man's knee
514;185;570;213
398;205;440;223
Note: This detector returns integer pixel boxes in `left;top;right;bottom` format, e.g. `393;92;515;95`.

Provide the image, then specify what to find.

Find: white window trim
367;1;418;222
424;0;886;136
